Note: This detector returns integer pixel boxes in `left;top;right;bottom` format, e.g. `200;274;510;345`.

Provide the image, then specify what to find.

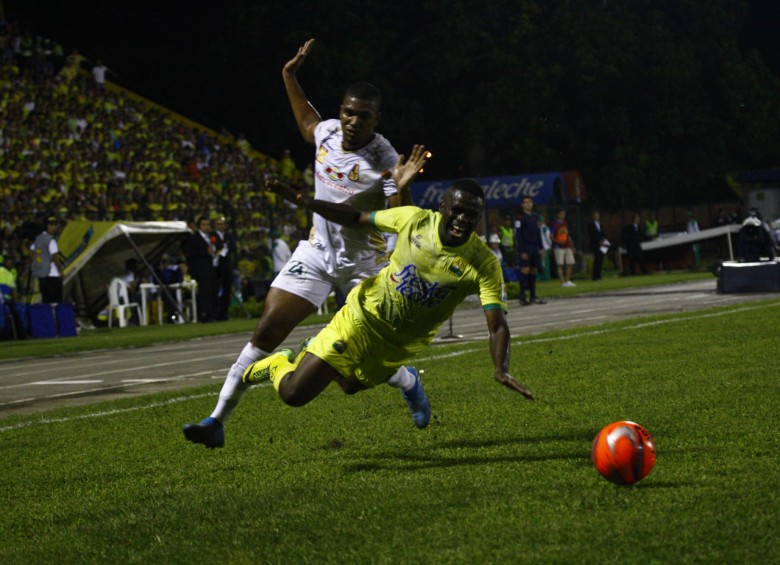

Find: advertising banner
410;172;566;209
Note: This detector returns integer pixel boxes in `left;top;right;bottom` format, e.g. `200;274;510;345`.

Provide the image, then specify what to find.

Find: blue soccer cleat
183;416;224;448
401;366;431;429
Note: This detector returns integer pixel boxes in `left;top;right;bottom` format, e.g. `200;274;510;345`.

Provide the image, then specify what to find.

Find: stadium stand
0;19;308;312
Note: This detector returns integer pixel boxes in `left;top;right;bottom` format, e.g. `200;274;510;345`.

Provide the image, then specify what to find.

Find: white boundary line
1;302;776;434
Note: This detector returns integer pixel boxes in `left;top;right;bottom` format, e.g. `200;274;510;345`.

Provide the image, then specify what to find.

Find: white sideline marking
0;302;776;434
0;370;219;407
30;380;103;385
122;379;167;383
2;353;236;378
0;383;272;433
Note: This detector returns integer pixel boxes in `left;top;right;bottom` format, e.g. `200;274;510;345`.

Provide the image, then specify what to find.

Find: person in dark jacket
587;211;609;281
621;213;648;275
184;217;218;322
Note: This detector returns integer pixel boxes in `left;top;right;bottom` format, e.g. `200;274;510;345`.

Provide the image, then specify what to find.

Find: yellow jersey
346;206;506;352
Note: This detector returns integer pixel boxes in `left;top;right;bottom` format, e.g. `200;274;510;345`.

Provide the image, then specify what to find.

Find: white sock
210;342;267;422
385;366;415;392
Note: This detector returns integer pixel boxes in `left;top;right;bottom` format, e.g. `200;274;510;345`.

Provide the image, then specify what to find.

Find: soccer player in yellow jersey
242;178;535;411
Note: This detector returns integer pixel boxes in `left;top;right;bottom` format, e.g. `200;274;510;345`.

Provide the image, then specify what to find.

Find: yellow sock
271;357;297;392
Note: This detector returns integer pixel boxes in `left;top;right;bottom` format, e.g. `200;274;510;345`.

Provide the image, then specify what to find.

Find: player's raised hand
283;38;315;76
393;145;429;190
495;371;535;400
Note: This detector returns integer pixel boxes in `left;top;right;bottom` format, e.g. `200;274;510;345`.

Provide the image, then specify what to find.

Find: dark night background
7;0;780;210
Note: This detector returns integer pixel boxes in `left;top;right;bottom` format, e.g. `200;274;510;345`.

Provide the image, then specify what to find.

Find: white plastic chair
107;277;143;328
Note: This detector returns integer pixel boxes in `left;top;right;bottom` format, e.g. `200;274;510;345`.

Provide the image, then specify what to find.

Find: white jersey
311;119;398;273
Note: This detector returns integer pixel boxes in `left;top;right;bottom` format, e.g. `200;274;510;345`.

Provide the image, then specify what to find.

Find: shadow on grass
344;450;585;473
343;430;596;473
428;429;595;450
630;481;691;489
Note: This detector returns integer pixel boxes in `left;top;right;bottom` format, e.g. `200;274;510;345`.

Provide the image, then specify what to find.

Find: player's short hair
344;82;381;107
450;178;485;201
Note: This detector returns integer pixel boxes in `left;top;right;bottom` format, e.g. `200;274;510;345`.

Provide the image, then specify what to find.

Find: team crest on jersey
316;145;328;164
448;258;466;277
348;164;360;181
332;340;347;354
389;264;454;307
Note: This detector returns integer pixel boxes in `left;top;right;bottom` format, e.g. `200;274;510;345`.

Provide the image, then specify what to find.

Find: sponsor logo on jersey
315;169;356;195
389;264;454;307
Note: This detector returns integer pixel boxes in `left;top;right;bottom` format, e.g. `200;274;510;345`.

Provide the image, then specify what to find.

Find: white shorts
554;247;575;266
270;240;385;307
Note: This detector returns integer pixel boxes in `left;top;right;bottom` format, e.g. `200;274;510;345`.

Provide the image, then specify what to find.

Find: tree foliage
222;0;778;209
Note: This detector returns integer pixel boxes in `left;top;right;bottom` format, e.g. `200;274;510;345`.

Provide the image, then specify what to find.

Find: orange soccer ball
592;420;656;485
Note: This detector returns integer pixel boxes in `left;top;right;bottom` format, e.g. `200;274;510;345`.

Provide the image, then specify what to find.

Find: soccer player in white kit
183;39;429;448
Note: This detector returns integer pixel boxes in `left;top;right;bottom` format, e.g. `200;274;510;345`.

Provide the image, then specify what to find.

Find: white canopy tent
61;221;191;320
617;224;742;272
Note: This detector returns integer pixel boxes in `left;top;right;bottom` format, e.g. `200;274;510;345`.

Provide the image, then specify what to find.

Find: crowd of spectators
0;19;311;311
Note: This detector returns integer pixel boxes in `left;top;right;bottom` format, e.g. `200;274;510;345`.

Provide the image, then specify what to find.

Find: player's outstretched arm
485;308;534;400
266;180;371;227
282;38;321;144
388;145;429;207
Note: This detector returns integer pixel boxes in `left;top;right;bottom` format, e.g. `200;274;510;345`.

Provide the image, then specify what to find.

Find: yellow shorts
306;303;412;388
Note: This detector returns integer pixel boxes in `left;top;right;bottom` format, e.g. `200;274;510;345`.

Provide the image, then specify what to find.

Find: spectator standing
301;163;315;190
213;216;234;321
644;213;659;240
184;216;218;322
270;228;291;277
30;217;64;303
686;209;701;267
514;196;546;305
498;215;516;268
587;211;609;281
91;59;110;93
0;253;19;338
551;209;576;287
622;213;648;275
279;149;296;179
0;254;18;303
538;214;552;281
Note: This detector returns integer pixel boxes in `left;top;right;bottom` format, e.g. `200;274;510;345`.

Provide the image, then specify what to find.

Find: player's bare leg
182;288;317;448
243;349;341;405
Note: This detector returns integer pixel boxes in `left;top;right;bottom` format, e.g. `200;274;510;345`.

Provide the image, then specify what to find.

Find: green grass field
1;297;778;563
